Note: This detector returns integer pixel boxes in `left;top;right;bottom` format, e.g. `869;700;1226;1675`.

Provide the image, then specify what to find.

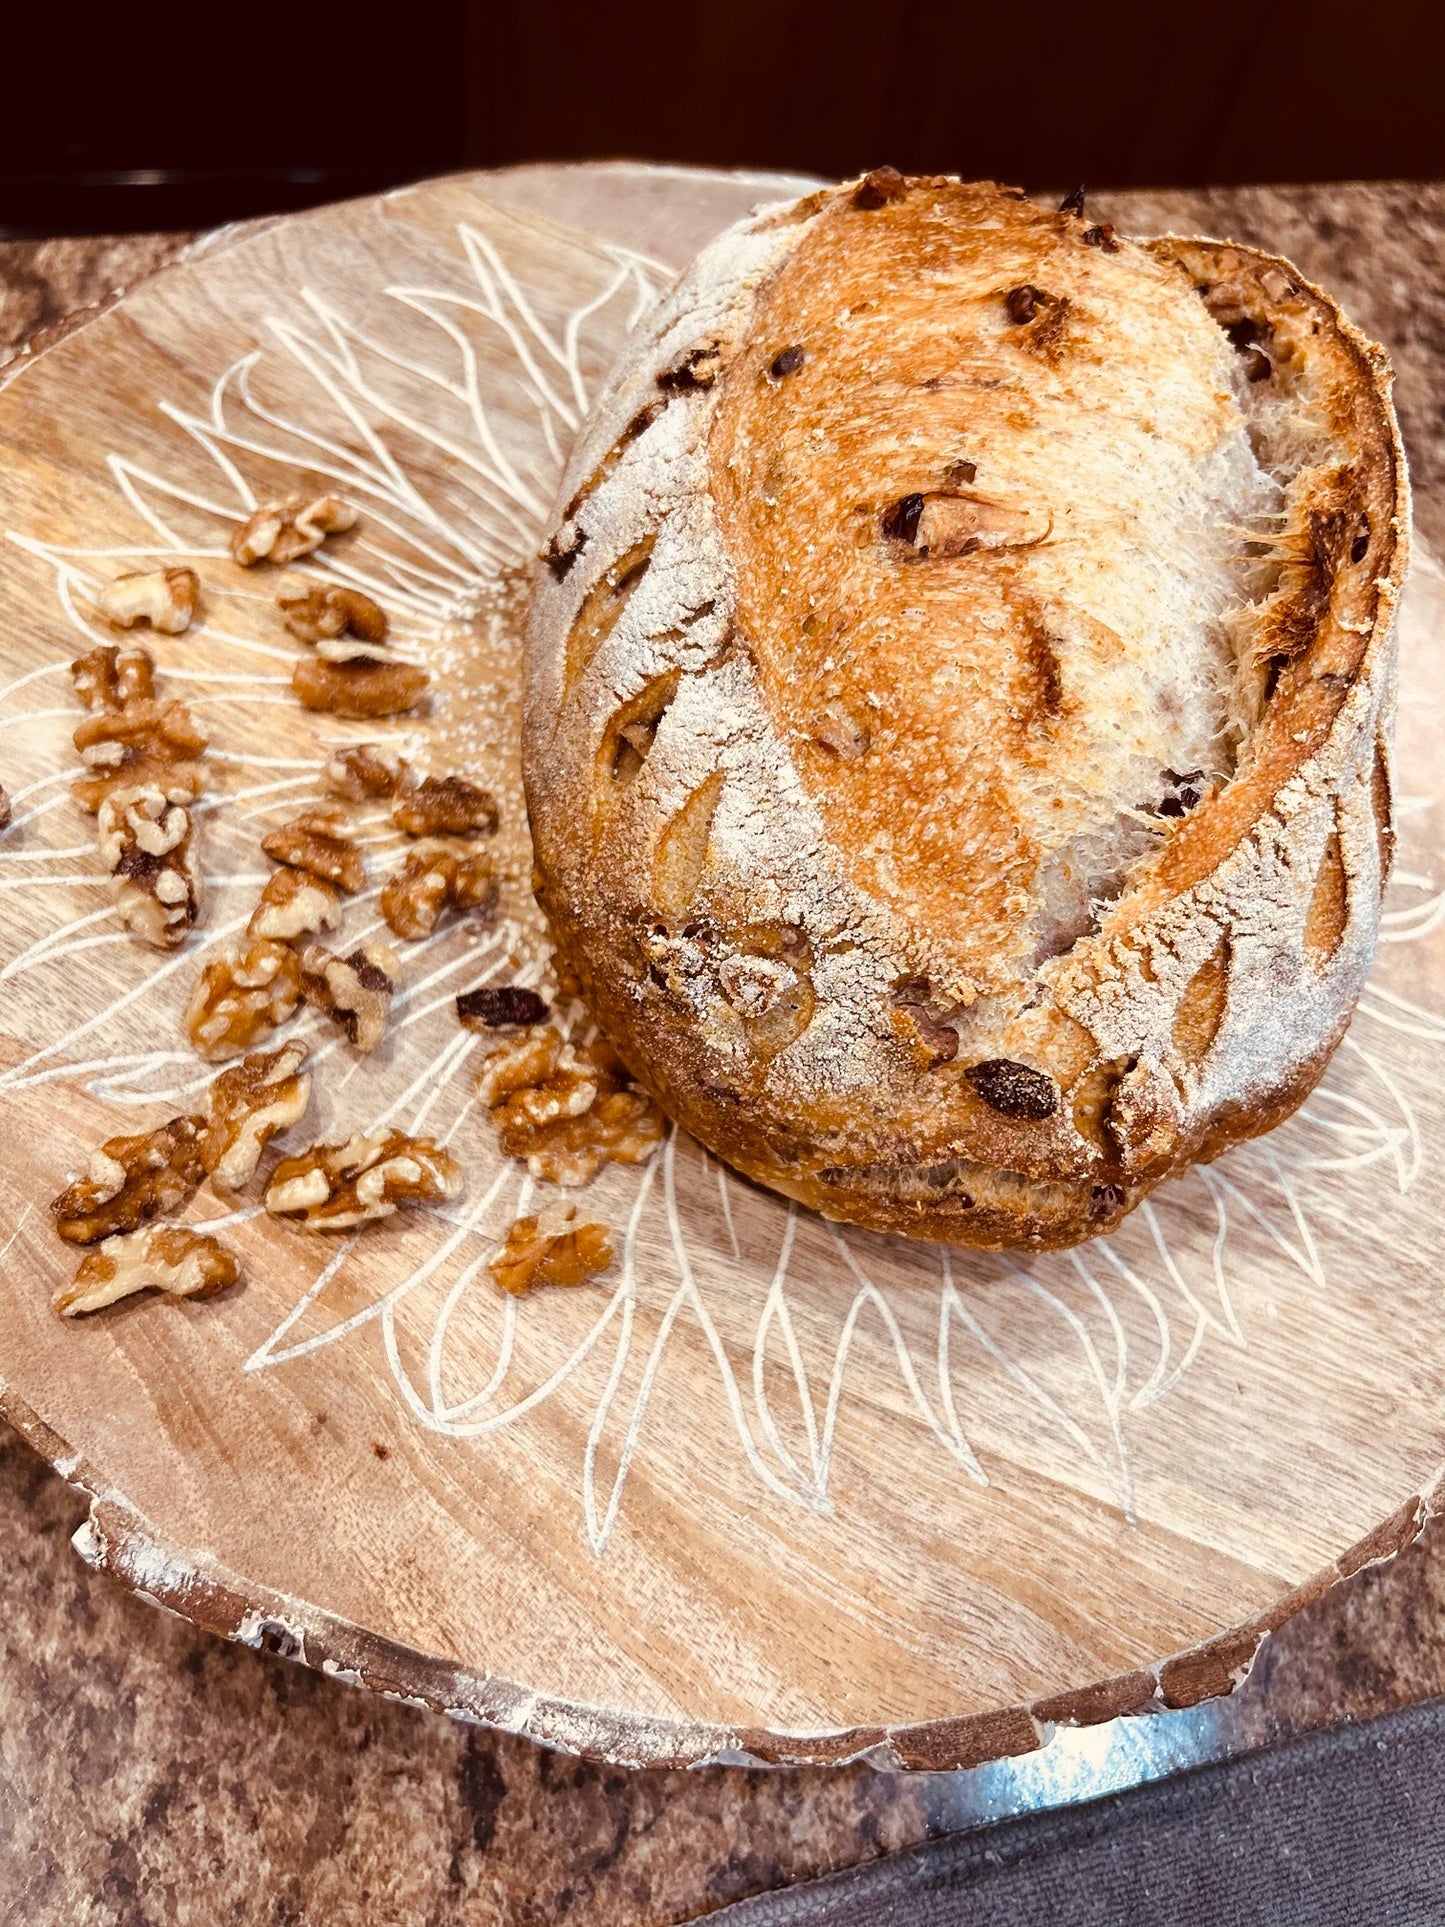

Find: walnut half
185;939;303;1060
247;864;343;944
324;743;410;801
278;584;388;646
380;844;497;941
231;495;357;567
392;774;499;839
265;1130;462;1230
292;657;429;719
200;1041;312;1189
55;1225;239;1318
51;1115;206;1244
96;784;202;949
72;700;208;814
97;567;199;635
70;644;156;711
260;811;366;893
299;941;400;1053
477;1026;664;1186
488;1208;613;1296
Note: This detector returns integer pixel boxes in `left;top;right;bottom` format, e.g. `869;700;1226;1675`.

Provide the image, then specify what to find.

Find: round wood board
3;164;1445;1773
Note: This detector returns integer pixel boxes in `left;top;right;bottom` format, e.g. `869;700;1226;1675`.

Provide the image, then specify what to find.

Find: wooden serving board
2;165;1445;1772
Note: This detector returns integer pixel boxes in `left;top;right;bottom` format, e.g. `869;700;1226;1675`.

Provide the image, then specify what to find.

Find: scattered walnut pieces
278;584;388;647
392;773;499;839
97;566;199;635
51;1115;205;1245
488;1207;613;1297
231;495;357;567
248;863;343;944
380;844;497;940
456;985;549;1030
54;1224;239;1318
72;700;208;814
299;941;400;1053
477;1025;663;1186
185;938;303;1060
324;742;409;801
260;810;366;893
292;656;429;719
200;1041;312;1188
265;1129;461;1230
96;784;202;948
70;643;156;711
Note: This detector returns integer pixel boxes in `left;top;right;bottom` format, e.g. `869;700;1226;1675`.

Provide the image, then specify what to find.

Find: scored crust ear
522;177;1407;1252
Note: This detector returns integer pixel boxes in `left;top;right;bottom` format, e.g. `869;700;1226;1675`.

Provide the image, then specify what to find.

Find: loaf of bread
523;174;1408;1250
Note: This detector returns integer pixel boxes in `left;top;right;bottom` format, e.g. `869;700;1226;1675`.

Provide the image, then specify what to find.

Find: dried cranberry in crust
1082;223;1119;252
1090;1182;1126;1216
457;986;551;1030
881;493;925;544
1005;284;1045;325
851;166;906;210
1059;184;1087;217
1241;347;1273;383
965;1058;1059;1120
769;343;806;379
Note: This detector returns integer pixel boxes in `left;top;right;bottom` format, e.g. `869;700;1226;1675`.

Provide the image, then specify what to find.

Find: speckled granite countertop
3;177;1445;1927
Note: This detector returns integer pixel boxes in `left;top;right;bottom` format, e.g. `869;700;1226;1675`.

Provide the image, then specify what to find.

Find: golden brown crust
523;178;1407;1250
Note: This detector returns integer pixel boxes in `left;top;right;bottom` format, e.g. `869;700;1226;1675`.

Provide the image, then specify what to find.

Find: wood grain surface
3;166;1445;1775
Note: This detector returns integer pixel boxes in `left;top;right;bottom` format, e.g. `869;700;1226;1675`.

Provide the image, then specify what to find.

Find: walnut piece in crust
247;864;343;944
488;1208;613;1296
260;811;366;893
97;567;199;635
265;1130;462;1230
324;742;410;801
393;774;499;839
292;657;429;718
185;939;303;1060
200;1041;312;1189
380;844;497;941
96;784;202;949
278;584;388;646
299;941;400;1053
55;1224;240;1317
70;643;156;711
231;495;357;567
51;1115;206;1244
72;700;208;813
477;1025;664;1186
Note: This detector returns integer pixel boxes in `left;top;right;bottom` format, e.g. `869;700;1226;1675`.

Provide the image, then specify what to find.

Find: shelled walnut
96;784;202;948
278;584;388;646
260;811;366;893
200;1041;312;1188
380;844;497;940
71;699;207;813
324;742;409;801
265;1129;461;1230
299;941;399;1052
292;657;429;718
97;566;199;635
392;774;499;839
477;1025;664;1186
231;495;357;567
51;1115;206;1244
185;939;303;1060
247;864;342;944
54;1224;239;1317
488;1208;613;1296
70;643;156;711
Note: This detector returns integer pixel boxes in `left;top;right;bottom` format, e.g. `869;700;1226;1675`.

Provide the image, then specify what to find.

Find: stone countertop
3;179;1444;1926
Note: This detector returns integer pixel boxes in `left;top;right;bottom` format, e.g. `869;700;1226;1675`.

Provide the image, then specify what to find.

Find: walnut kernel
71;700;207;813
488;1209;613;1296
299;941;399;1053
380;844;497;940
392;774;499;839
55;1224;239;1317
324;743;410;801
96;784;202;948
278;584;388;646
200;1041;312;1188
265;1130;461;1230
248;864;343;944
260;811;366;893
292;657;429;718
70;644;156;711
477;1025;663;1186
185;939;303;1060
97;567;199;635
51;1115;206;1244
231;495;357;567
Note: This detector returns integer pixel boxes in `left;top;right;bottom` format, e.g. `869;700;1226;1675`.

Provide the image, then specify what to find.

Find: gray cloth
698;1698;1445;1926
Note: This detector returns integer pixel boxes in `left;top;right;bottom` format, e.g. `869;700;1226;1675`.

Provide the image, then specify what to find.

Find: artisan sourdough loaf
523;173;1408;1250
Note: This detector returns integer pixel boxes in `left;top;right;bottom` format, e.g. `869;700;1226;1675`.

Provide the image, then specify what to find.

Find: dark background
2;0;1443;236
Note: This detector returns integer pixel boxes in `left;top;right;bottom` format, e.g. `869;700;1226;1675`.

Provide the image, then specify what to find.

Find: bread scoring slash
523;175;1408;1251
